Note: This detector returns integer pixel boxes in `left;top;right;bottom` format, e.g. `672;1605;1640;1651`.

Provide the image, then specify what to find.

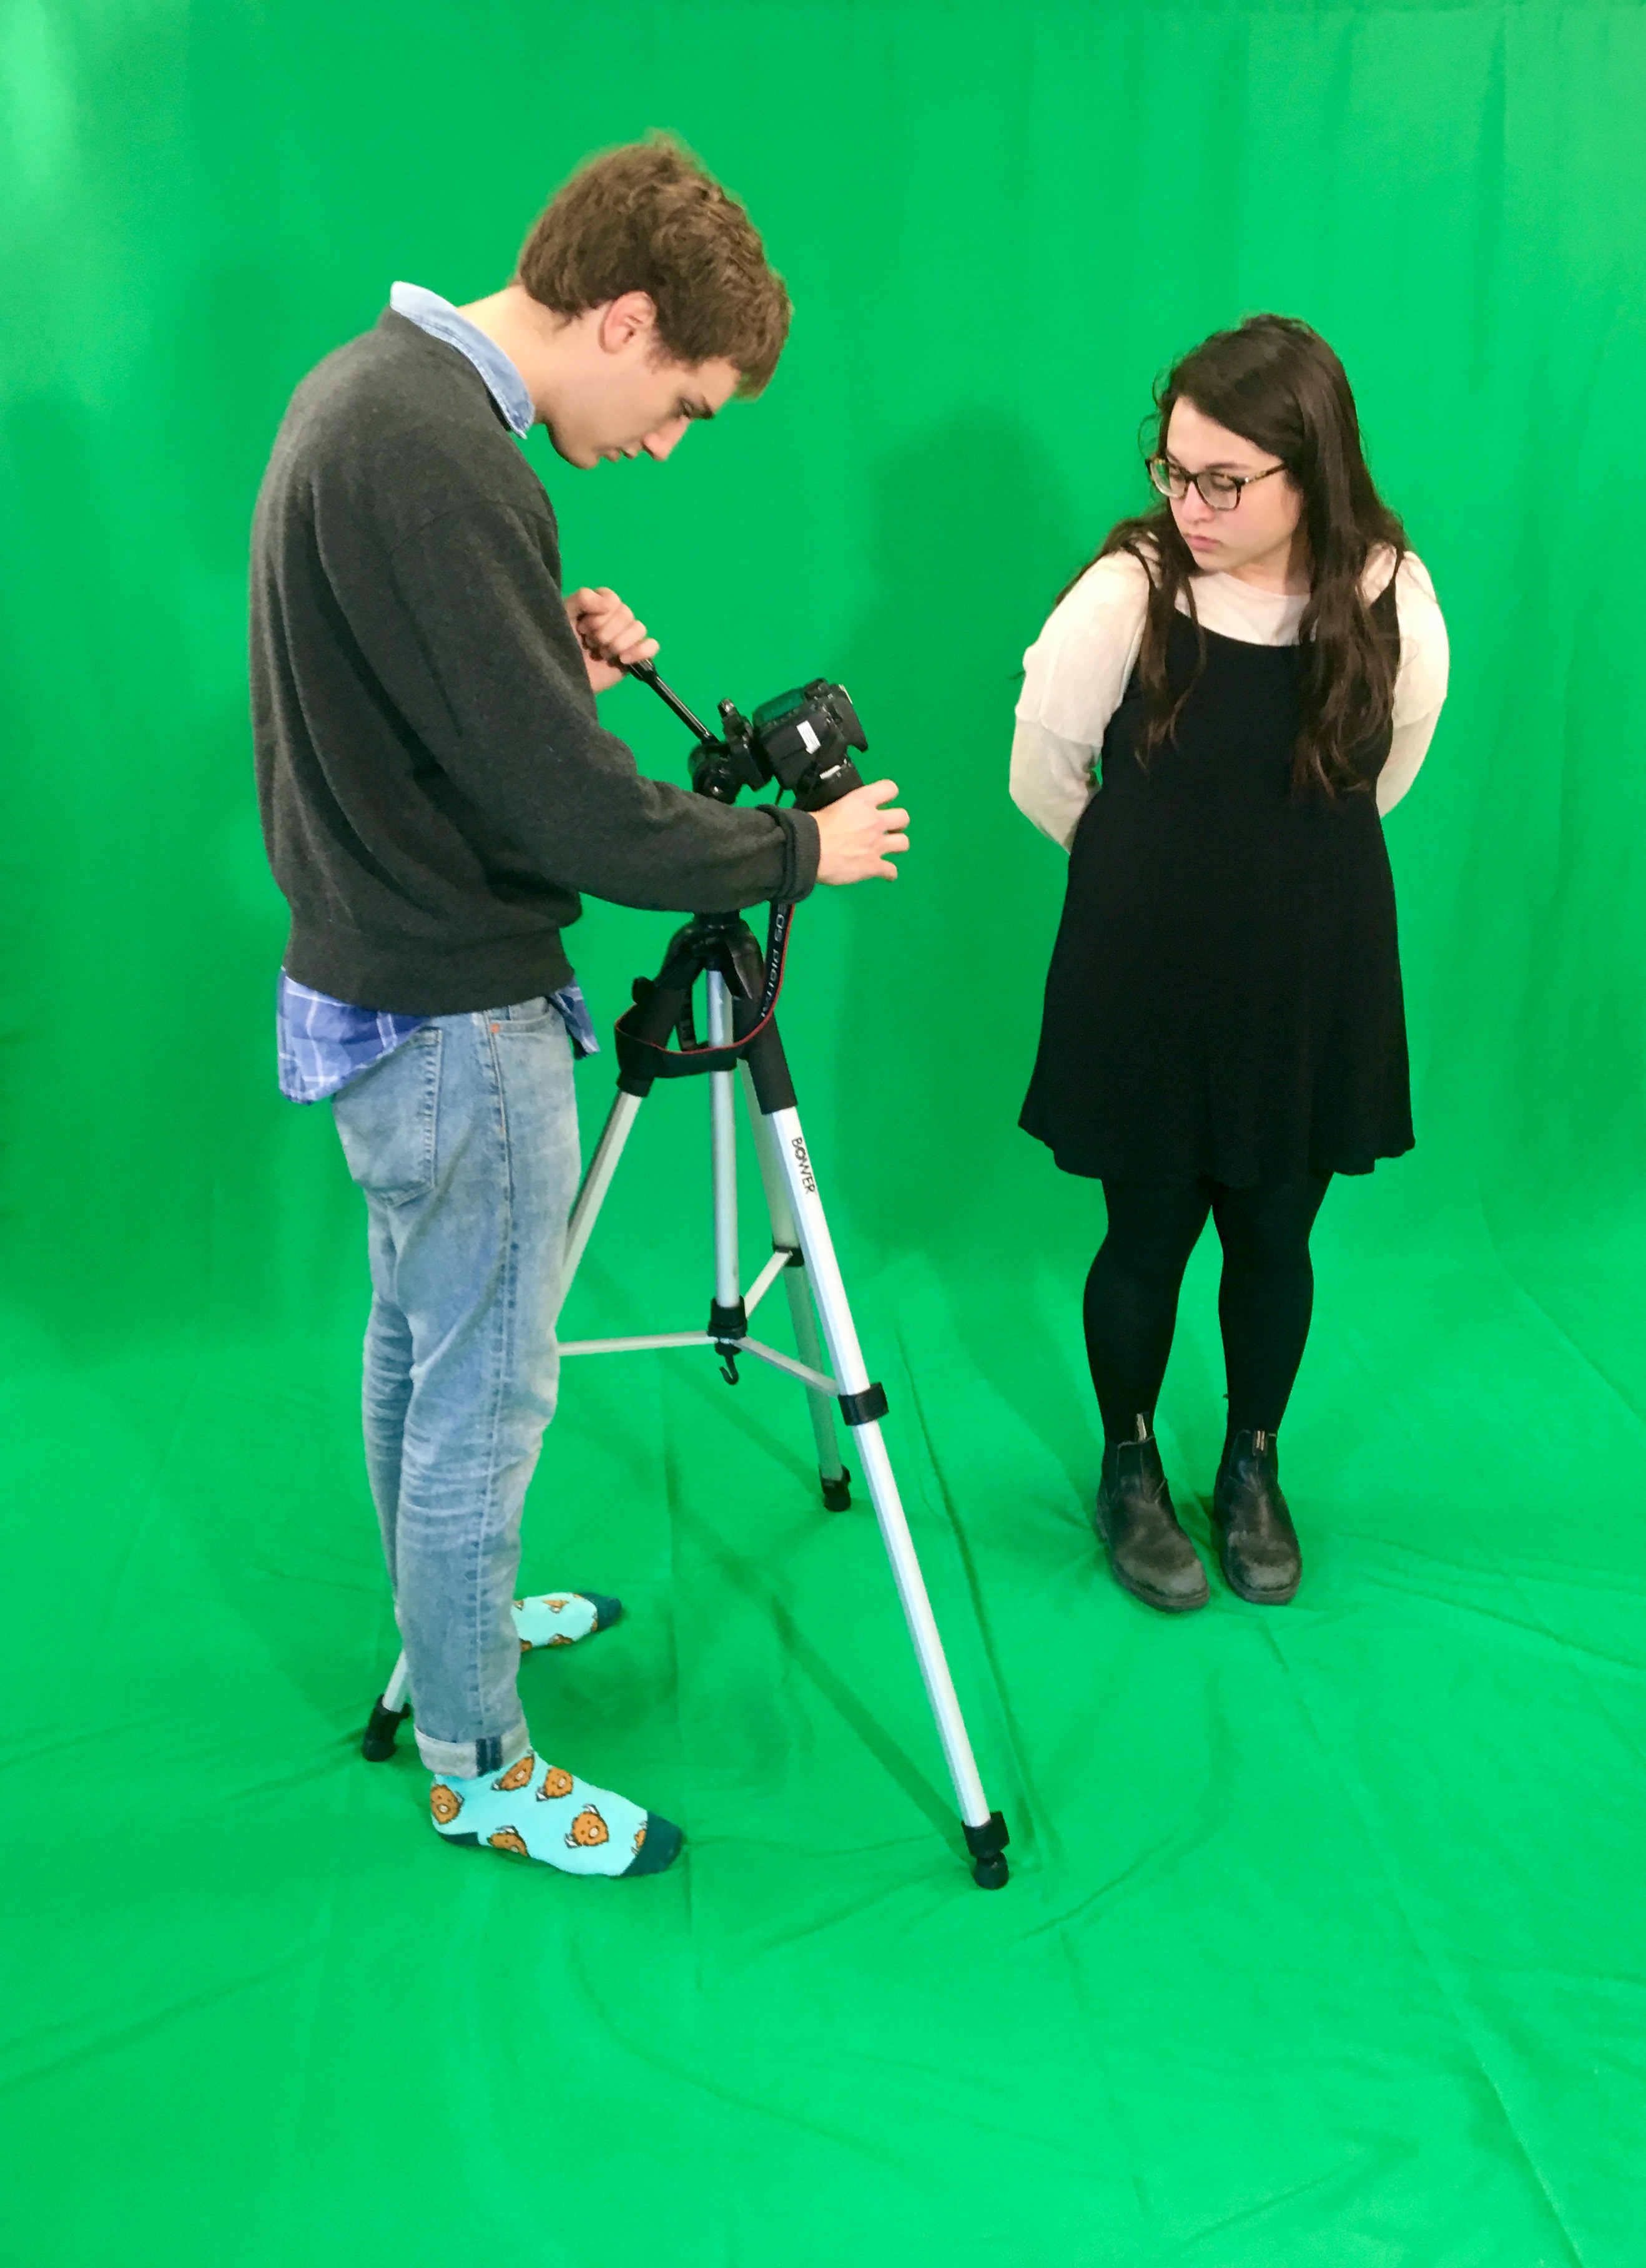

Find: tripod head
626;661;867;810
613;657;869;1082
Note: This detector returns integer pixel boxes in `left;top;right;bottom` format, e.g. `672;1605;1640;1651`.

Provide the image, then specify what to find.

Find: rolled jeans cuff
415;1717;531;1781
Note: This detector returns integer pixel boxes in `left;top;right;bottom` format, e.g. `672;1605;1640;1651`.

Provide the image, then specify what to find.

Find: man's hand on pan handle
566;586;659;694
813;781;909;885
566;591;909;883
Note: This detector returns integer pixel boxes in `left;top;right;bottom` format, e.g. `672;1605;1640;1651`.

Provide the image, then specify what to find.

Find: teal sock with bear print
512;1589;622;1652
429;1745;682;1878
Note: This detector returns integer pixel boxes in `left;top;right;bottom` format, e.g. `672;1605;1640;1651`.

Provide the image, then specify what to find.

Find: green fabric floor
5;1;1646;2260
4;1167;1642;2265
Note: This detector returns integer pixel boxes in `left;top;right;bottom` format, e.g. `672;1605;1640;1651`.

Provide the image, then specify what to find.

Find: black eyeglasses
1147;456;1288;512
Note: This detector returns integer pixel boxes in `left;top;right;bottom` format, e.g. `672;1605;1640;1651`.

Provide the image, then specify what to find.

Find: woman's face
1163;398;1306;589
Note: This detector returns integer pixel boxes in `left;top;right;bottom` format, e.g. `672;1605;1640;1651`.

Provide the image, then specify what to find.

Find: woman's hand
565;586;659;694
812;781;910;885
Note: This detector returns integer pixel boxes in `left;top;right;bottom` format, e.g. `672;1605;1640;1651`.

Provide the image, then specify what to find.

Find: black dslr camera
627;664;867;813
695;682;868;812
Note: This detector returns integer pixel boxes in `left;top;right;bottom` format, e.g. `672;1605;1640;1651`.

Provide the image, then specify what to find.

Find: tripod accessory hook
707;1297;747;1386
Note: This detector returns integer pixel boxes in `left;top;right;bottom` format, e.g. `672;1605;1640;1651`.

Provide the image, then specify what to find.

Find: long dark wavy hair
1068;315;1407;795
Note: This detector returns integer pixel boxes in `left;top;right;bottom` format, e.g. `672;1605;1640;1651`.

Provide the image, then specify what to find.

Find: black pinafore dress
1020;579;1411;1186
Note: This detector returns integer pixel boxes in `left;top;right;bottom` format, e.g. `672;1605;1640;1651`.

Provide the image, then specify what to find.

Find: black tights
1083;1176;1331;1446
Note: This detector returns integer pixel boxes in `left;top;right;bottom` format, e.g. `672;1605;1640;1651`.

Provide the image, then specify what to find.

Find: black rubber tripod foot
821;1466;852;1511
362;1696;412;1762
964;1810;1011;1890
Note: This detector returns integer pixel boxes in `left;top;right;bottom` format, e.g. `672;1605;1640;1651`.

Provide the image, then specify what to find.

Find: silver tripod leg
757;1097;1001;1854
706;974;741;1327
562;1087;645;1302
741;1064;850;1503
561;974;740;1322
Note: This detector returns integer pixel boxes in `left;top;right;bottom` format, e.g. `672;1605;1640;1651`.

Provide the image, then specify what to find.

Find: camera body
690;680;867;812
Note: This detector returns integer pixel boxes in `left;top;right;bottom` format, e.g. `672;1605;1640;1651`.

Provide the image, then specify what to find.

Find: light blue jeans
332;997;580;1776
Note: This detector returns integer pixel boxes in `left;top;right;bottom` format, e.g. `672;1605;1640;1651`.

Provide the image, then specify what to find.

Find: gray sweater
250;311;818;1013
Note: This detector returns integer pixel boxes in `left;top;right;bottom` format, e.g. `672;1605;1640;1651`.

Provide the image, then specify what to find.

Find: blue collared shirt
275;282;598;1104
388;279;536;435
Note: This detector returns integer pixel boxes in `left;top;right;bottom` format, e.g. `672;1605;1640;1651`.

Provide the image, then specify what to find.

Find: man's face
546;338;742;470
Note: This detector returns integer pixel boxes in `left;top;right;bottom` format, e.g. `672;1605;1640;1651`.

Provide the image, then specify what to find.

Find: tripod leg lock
963;1810;1011;1890
837;1382;889;1428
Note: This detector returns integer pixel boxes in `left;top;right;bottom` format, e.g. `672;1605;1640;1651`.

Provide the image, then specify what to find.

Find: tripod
361;670;1009;1890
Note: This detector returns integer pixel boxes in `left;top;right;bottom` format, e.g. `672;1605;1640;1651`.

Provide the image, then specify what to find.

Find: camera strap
613;905;792;1091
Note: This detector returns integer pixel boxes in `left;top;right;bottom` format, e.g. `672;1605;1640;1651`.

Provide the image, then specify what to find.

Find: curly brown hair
516;138;791;397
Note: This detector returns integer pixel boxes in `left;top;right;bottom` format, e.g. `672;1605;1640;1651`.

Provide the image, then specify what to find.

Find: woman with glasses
1012;314;1448;1613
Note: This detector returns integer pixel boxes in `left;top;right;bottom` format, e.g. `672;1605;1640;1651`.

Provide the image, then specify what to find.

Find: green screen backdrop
2;4;1644;2262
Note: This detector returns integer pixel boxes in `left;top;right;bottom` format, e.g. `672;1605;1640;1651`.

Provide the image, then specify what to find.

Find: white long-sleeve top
1010;546;1450;849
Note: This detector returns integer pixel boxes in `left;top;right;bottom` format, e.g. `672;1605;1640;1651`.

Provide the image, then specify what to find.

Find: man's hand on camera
566;586;659;694
813;781;910;885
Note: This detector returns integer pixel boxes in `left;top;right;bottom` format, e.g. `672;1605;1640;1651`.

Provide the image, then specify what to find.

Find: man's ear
596;292;659;356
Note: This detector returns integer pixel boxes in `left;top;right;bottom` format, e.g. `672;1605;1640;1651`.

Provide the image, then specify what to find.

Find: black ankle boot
1094;1436;1209;1614
1212;1430;1301;1604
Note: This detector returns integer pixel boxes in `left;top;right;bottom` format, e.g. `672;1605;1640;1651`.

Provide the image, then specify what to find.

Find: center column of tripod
706;966;746;1374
